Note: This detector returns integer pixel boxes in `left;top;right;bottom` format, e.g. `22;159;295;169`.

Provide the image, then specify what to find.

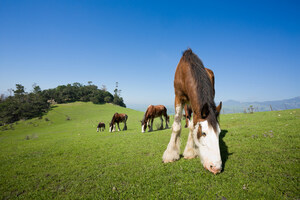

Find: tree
14;84;25;96
112;82;126;107
104;96;112;103
32;83;41;94
248;105;254;114
101;85;107;91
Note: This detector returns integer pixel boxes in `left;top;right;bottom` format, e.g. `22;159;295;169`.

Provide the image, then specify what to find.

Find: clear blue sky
0;0;299;107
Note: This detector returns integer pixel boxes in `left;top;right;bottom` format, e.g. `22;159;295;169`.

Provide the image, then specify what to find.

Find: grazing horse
184;67;215;128
109;113;128;132
162;49;222;174
141;105;169;133
97;122;105;132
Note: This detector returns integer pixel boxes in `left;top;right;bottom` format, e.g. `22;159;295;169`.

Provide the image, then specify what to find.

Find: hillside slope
0;102;299;199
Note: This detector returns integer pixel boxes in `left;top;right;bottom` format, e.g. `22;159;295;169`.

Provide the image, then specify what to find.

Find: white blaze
193;120;222;170
141;125;145;133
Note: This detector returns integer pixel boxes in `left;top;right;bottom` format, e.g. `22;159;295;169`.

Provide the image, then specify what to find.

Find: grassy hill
0;102;299;199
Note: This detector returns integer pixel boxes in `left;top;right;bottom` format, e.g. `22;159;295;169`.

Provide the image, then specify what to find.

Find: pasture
0;102;299;199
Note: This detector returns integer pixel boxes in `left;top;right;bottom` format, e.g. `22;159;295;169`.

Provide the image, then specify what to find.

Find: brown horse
97;122;105;132
162;49;222;174
184;67;215;128
109;113;128;132
141;105;169;132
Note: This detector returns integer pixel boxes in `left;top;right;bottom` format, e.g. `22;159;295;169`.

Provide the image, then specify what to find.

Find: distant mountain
222;96;300;114
128;96;300;115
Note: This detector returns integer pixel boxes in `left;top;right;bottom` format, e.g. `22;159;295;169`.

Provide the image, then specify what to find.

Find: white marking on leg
162;105;183;163
183;127;199;159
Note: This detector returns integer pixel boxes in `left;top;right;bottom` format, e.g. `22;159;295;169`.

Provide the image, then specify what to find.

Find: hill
0;102;299;199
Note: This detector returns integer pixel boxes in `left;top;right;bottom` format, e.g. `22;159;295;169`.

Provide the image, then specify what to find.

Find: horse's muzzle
205;164;222;175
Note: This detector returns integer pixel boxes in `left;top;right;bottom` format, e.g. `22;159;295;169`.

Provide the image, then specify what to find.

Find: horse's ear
216;101;222;116
201;103;209;119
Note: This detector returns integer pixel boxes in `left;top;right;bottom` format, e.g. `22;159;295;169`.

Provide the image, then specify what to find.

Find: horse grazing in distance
184;67;215;128
109;113;128;132
97;122;105;132
141;105;169;133
162;49;222;174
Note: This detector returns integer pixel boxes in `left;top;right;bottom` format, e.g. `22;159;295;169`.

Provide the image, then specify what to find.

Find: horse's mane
110;112;118;125
142;105;151;123
182;49;219;131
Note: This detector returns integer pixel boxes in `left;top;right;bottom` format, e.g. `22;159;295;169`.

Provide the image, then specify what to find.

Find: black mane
182;49;219;131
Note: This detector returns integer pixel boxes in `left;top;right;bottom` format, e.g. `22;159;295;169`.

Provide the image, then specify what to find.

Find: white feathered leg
162;104;183;163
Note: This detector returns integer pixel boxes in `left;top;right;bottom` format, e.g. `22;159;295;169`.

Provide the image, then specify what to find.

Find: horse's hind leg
123;122;127;131
162;97;183;163
184;105;189;128
164;113;169;129
183;120;199;159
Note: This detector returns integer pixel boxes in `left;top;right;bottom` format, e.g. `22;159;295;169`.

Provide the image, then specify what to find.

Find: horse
141;105;169;132
162;49;222;174
97;122;105;132
109;113;128;132
184;67;215;128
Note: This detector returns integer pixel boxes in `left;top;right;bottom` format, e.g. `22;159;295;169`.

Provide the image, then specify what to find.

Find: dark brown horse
184;67;215;128
97;122;105;132
162;49;222;174
141;105;169;132
109;113;128;132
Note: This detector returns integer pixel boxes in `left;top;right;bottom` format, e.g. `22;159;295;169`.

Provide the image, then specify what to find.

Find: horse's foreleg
159;116;163;130
162;97;183;163
112;123;116;132
117;123;121;131
149;118;154;132
183;119;199;159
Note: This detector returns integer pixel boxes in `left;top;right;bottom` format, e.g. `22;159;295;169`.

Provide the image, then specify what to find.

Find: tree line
0;82;126;126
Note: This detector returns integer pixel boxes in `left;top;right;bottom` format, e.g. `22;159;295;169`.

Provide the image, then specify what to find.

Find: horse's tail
163;106;169;122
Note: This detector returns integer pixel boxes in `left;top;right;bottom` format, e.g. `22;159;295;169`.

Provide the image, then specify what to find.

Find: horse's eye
202;132;207;137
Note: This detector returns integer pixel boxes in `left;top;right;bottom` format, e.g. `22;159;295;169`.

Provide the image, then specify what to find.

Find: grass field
0;102;299;199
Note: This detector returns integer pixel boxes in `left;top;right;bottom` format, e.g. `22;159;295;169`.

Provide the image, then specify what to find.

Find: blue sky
0;0;299;107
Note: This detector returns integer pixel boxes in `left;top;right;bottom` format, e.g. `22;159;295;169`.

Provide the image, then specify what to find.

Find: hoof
162;159;177;163
184;156;197;160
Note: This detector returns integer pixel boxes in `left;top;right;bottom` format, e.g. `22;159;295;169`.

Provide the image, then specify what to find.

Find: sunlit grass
0;102;299;199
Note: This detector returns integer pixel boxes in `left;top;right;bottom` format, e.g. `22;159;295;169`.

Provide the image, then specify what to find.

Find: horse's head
140;119;147;133
191;102;222;174
109;122;115;132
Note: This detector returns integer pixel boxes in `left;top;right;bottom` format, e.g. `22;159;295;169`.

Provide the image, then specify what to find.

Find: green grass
0;102;299;199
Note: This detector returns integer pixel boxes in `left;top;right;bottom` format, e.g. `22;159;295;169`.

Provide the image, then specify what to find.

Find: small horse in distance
97;122;105;132
184;68;215;128
162;49;222;174
141;105;169;132
109;113;128;132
